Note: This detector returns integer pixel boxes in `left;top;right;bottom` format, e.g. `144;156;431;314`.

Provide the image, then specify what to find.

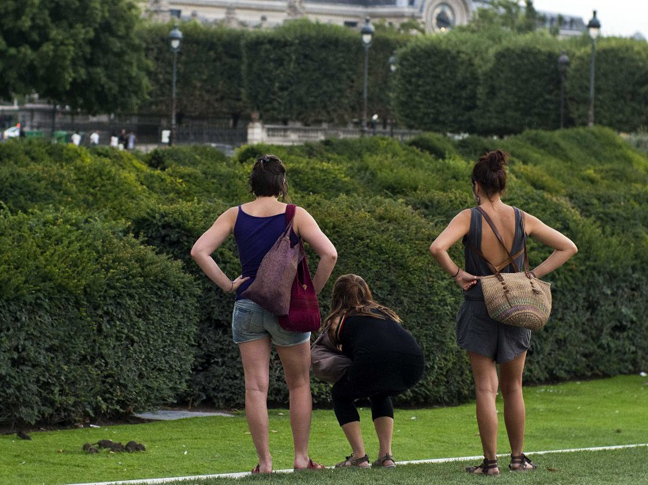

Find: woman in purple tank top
192;155;337;473
430;151;577;475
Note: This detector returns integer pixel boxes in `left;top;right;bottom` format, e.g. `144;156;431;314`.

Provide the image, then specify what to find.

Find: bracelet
452;267;461;278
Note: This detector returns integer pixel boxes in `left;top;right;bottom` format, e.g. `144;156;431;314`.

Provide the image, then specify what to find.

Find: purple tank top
233;206;298;299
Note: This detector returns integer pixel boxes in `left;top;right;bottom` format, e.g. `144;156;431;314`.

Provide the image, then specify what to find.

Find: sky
529;0;648;39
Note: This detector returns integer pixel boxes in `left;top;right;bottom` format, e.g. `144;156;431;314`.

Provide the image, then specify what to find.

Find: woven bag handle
475;206;529;274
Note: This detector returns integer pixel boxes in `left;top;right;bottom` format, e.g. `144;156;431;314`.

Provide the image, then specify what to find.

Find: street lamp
587;10;600;127
557;50;570;129
169;25;183;145
388;53;397;136
360;17;374;136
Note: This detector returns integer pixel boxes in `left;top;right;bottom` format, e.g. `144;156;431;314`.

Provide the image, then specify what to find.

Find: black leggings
331;359;424;426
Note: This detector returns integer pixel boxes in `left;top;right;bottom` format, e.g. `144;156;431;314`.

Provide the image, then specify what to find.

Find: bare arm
429;209;478;290
524;212;578;278
294;207;337;295
190;207;249;293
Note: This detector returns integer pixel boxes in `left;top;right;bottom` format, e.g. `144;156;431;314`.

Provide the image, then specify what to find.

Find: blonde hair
323;274;401;331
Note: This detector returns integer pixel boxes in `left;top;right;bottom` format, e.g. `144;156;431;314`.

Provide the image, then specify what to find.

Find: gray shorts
231;299;310;347
456;299;531;364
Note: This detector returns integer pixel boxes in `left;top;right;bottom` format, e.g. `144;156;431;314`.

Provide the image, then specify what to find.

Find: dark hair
248;154;288;198
323;274;401;330
472;150;509;199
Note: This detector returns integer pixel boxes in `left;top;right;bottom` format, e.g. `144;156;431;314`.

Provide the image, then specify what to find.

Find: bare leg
468;351;499;462
340;421;366;458
276;341;313;469
239;338;272;473
373;416;395;465
500;351;527;457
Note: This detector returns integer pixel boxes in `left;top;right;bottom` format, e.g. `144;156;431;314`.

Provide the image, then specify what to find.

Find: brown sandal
509;453;536;471
372;453;396;468
335;453;370;468
294;458;326;471
466;458;500;475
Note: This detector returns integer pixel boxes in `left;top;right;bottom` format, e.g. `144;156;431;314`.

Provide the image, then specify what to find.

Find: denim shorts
231;299;310;347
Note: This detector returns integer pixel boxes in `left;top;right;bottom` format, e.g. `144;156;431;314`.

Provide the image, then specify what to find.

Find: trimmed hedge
475;35;563;135
393;35;478;132
137;22;248;121
0;208;198;424
1;127;647;419
565;37;648;132
135;20;648;134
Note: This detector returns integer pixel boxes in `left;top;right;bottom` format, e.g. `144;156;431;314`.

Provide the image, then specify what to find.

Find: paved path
134;410;233;421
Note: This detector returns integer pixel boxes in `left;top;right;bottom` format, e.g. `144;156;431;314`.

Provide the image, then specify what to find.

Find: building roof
306;0;398;5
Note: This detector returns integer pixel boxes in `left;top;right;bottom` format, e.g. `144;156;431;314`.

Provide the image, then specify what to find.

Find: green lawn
1;375;646;485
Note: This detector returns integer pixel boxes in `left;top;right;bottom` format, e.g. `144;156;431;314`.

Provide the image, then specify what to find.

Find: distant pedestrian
71;131;81;146
90;131;99;145
127;131;136;150
110;132;119;148
118;129;127;150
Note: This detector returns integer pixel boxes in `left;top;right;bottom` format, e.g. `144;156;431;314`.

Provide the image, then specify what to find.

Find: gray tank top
462;207;526;300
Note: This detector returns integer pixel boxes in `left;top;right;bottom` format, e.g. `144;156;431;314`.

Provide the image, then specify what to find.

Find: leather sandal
335;453;370;468
509;453;536;471
372;453;396;468
294;458;326;471
466;458;500;475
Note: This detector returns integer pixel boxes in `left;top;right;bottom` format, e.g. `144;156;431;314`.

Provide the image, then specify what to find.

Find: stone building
144;0;475;34
144;0;586;36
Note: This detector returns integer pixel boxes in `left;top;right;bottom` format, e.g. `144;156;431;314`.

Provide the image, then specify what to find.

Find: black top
337;312;424;365
462;207;526;300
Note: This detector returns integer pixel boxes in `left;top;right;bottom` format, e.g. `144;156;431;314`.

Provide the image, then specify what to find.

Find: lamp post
388;53;397;137
557;51;570;129
361;17;374;136
169;25;183;146
587;10;600;127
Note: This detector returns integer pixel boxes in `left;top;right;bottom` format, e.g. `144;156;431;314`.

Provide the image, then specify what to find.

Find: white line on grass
66;443;648;485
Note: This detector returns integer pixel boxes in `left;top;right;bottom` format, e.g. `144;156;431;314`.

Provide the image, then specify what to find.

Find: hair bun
484;150;508;171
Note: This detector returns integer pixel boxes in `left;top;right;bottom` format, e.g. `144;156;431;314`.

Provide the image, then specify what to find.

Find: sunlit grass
0;375;646;485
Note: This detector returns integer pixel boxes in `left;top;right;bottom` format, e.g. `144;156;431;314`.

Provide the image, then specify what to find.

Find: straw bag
311;321;352;384
470;207;551;331
241;205;300;316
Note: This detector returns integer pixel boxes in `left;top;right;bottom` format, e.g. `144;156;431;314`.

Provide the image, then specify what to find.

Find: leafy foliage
393;36;478;132
1;126;647;420
0;0;148;113
0;208;198;425
137;22;248;121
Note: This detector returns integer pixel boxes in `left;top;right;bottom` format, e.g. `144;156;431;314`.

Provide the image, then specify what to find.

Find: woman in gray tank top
430;150;577;475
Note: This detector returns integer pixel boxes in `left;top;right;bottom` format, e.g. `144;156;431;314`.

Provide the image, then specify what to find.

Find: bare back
478;205;518;270
463;205;526;279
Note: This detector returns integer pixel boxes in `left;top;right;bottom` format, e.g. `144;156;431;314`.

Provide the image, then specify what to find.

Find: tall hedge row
137;23;248;122
137;21;648;133
1;127;647;423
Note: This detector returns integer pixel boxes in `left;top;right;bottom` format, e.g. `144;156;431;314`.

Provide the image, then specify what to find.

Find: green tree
0;0;148;114
464;0;544;34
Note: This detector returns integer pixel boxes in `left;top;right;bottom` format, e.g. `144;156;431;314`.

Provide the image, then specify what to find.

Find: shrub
0;208;199;425
393;36;478;132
